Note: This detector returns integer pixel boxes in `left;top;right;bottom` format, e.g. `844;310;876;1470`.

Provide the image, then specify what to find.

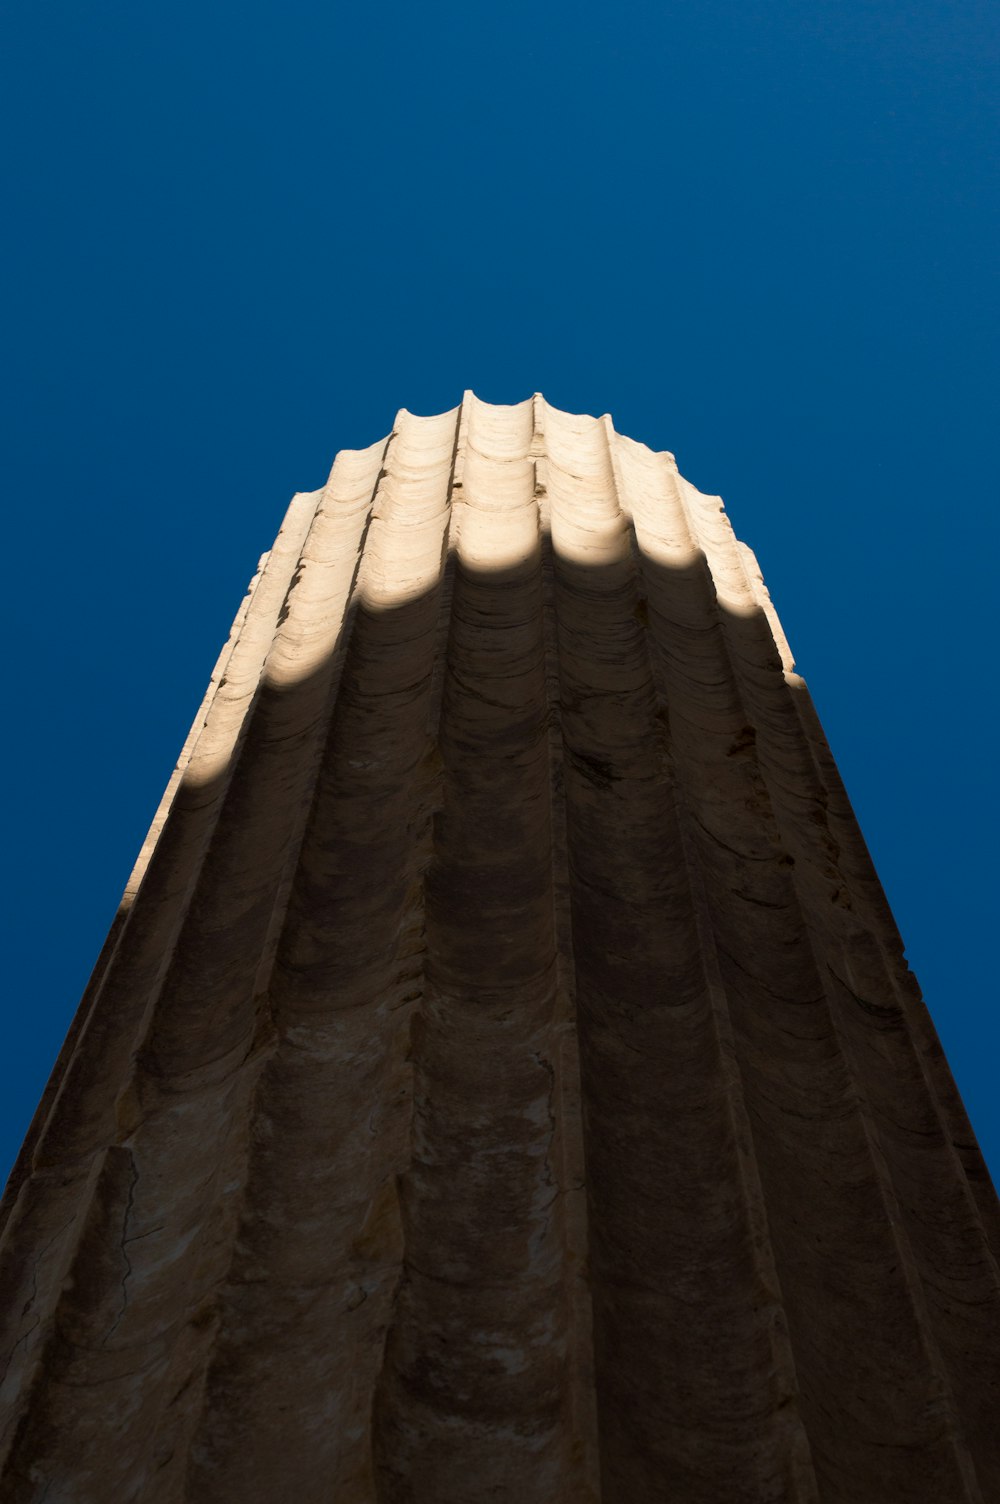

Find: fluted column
1;397;997;1504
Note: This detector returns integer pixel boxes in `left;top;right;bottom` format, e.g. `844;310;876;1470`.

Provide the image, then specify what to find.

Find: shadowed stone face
1;394;998;1504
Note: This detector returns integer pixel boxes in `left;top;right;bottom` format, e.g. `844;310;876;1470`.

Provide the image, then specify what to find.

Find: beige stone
1;394;998;1502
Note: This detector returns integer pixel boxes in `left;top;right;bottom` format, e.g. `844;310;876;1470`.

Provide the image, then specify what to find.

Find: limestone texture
1;394;998;1503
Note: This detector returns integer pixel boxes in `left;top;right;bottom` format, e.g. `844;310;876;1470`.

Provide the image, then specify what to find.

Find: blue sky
3;0;998;1185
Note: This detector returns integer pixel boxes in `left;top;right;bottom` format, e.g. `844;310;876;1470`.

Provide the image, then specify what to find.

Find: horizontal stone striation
1;394;998;1503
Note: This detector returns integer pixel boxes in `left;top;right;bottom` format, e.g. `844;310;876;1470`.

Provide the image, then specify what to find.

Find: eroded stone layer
2;395;998;1503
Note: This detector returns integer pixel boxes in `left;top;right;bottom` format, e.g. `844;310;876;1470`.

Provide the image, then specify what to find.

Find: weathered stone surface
1;394;997;1502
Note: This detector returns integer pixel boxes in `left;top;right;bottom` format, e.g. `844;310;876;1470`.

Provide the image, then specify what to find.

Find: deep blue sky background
3;1;998;1187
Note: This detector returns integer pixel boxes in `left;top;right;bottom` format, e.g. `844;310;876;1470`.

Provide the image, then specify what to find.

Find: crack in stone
102;1154;140;1348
